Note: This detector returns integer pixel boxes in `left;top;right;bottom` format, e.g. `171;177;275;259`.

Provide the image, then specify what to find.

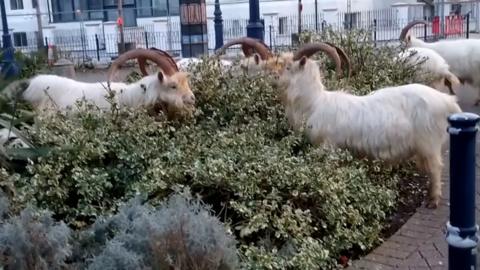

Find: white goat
176;57;232;71
400;20;480;103
280;43;462;208
177;57;203;70
215;37;284;76
395;47;461;95
18;49;195;119
138;48;232;73
239;51;295;76
233;39;351;80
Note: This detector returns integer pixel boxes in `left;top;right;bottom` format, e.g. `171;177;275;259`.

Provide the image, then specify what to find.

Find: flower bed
0;29;429;269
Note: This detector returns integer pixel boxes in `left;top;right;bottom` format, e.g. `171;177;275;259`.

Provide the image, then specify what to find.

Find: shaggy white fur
21;72;195;115
396;47;461;94
406;34;480;102
240;52;294;76
176;57;232;71
281;56;462;208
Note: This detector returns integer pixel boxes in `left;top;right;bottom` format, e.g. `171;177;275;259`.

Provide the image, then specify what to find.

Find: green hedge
0;29;423;269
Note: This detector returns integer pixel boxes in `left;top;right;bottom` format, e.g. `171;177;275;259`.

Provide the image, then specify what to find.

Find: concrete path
349;84;480;270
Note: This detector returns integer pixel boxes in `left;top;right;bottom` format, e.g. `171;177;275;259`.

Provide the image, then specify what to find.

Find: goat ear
299;56;307;68
157;71;164;83
254;54;260;65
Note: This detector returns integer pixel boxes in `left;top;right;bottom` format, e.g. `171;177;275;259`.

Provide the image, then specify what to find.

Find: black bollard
447;112;480;270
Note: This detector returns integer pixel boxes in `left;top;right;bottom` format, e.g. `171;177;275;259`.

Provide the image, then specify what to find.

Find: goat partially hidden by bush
400;20;480;103
136;48;232;73
175;57;232;71
14;49;195;120
280;43;462;208
395;46;460;95
215;37;352;84
215;37;291;76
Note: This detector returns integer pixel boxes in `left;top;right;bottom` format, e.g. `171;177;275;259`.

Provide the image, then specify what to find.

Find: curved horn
399;20;428;41
215;37;273;60
138;57;149;76
293;43;342;77
241;43;255;57
137;47;178;76
240;40;271;58
107;48;177;84
325;42;351;78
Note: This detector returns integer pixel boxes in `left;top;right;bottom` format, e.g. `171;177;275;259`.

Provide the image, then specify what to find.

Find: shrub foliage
85;188;238;270
0;192;72;270
300;28;425;95
0;29;423;269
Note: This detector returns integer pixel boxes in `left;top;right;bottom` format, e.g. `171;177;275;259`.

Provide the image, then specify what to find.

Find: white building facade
0;0;477;60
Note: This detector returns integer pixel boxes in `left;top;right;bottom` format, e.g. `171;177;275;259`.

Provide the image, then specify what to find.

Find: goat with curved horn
134;47;178;77
108;48;178;85
399;19;480;104
399;20;428;41
324;41;351;78
293;43;343;77
215;37;273;60
240;41;271;58
18;48;195;120
280;40;462;209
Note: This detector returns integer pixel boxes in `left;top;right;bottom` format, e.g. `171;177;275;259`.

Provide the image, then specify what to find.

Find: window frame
10;0;24;10
13;32;28;47
278;16;287;35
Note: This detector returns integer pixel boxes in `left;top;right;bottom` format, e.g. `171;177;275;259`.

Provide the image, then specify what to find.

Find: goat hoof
474;100;480;106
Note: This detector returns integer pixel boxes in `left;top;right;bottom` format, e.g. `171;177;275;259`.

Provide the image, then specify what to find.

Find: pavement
349;84;480;270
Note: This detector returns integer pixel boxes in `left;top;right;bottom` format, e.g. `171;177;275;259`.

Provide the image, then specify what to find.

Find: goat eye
171;85;177;89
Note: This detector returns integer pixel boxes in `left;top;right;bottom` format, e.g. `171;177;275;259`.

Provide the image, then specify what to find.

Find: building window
408;5;423;21
51;0;180;23
103;0;115;6
137;0;152;17
151;0;180;17
168;0;179;16
52;0;75;22
87;0;104;20
344;12;360;30
10;0;24;10
123;8;137;27
13;32;27;47
52;0;104;22
451;4;462;15
278;17;287;35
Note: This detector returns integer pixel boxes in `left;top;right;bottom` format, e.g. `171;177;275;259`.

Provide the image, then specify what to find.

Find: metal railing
6;10;472;64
